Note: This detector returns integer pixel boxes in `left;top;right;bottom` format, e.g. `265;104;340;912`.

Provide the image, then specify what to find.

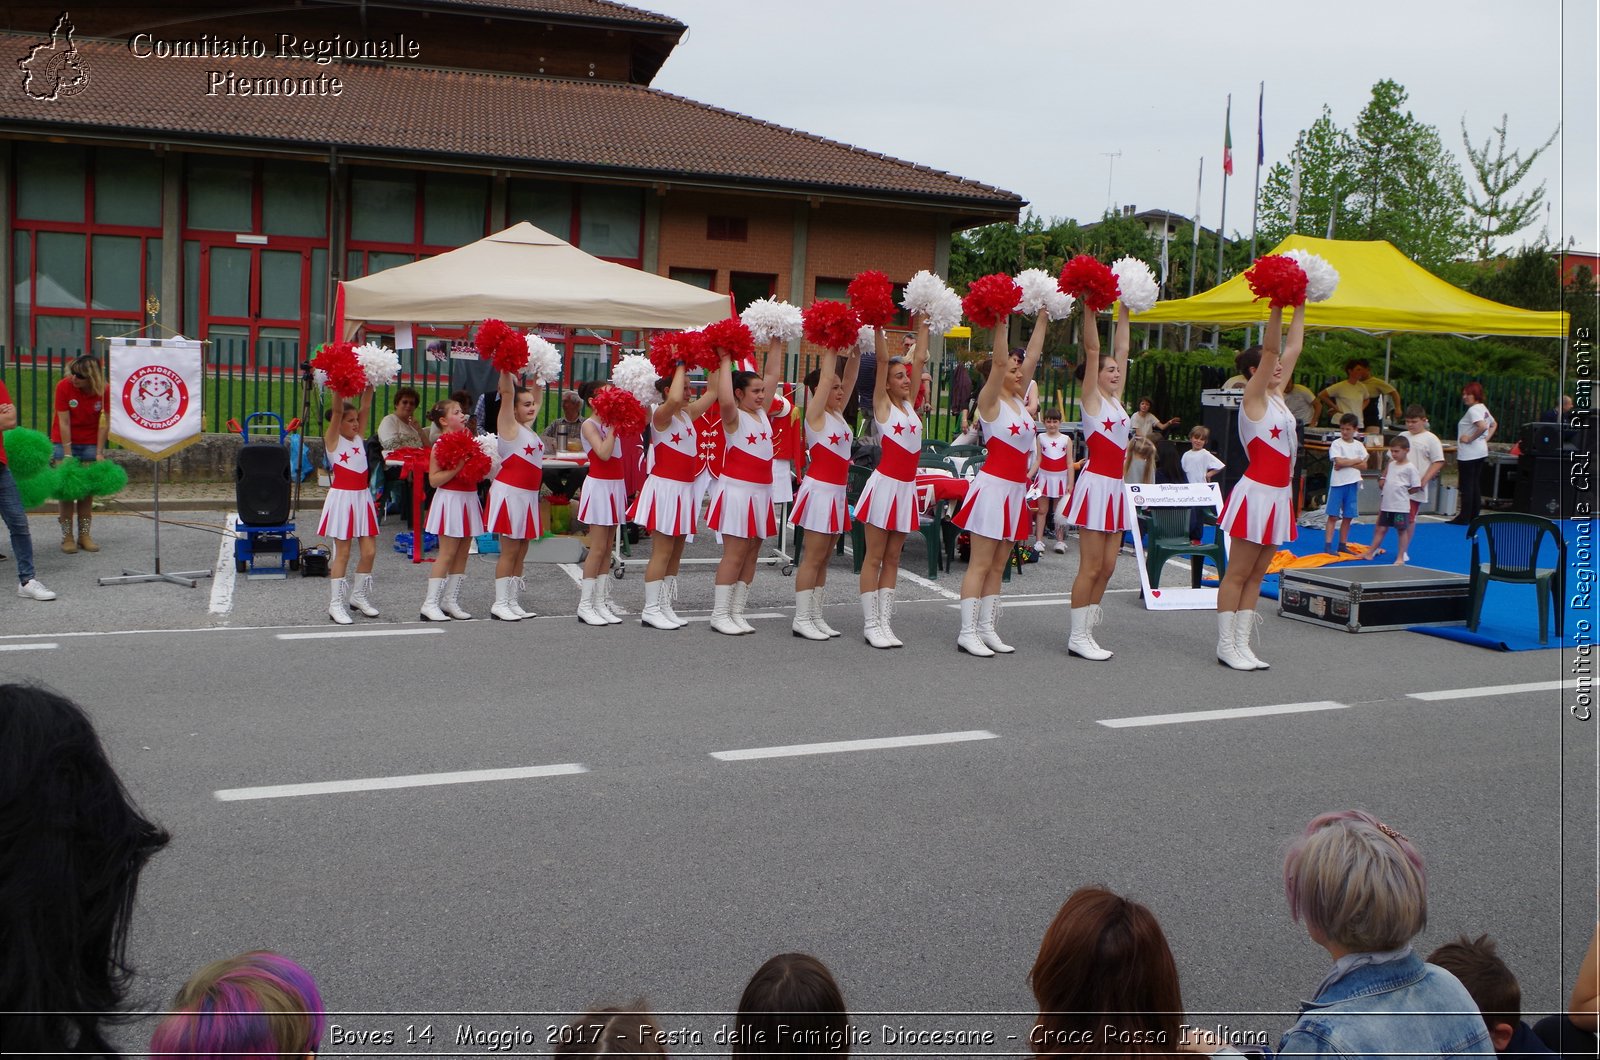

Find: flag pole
1186;156;1204;351
1214;93;1232;349
1249;82;1264;346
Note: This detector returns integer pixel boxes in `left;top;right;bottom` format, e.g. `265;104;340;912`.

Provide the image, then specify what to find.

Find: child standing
1123;434;1157;485
485;369;543;621
1180;425;1225;542
1324;413;1368;553
318;387;380;624
1398;404;1446;562
1030;408;1075;554
419;398;484;621
1369;434;1422;563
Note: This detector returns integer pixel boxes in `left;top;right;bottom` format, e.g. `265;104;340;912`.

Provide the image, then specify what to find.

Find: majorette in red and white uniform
576;416;627;526
790;410;852;534
706;407;777;538
1036;431;1073;499
953;397;1035;540
1065;394;1130;532
628;409;700;536
425;431;486;538
856;399;921;533
486;425;544;539
318;436;379;540
1220;392;1298;545
768;391;797;506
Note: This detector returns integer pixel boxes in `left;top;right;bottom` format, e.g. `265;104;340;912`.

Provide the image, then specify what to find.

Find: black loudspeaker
1201;402;1248;494
1522;421;1565;456
236;444;291;525
1515;452;1594;520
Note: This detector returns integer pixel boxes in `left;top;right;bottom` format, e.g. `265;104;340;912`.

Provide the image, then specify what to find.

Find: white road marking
215;762;589;801
274;628;445;641
712;729;997;762
1408;679;1579;701
0;642;58;652
558;563;585;585
1098;701;1350;728
208;512;238;616
0;623;441;642
678;611;784;623
897;567;962;600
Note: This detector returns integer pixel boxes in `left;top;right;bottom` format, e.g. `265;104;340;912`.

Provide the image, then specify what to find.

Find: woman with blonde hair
51;354;108;553
1279;810;1492;1058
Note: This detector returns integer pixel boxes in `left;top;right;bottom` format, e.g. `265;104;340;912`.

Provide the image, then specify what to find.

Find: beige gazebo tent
335;222;731;340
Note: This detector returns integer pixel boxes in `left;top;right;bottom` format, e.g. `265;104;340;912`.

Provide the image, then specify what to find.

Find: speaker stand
99;463;213;588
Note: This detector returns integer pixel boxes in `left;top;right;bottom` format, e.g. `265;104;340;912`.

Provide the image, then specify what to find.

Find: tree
1459;114;1560;257
1257;105;1356;247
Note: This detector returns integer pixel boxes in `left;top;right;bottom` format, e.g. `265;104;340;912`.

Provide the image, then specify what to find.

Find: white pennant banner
108;336;204;459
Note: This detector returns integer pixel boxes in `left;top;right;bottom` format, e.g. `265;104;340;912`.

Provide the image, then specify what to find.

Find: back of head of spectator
552;1001;668;1056
1284;809;1427;954
1426;935;1541;1054
734;952;850;1056
1029;886;1183;1056
0;684;170;1056
150;951;325;1060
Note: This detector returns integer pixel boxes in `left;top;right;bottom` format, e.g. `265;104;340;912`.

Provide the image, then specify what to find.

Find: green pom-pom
81;459;127;497
53;457;90;501
2;428;52;479
16;467;58;509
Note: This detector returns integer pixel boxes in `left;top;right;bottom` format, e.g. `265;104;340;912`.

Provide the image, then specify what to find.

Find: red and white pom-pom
476;318;529;374
1283;249;1340;302
856;324;877;357
474;431;503;476
590;384;648;435
611;353;660;405
927;287;964;335
1015;268;1059;316
524;334;563;384
355;342;400;389
962;273;1023;330
648;331;685;378
311;342;366;396
1244;254;1309;308
740;298;804;344
1044;289;1076;321
802;300;862;351
1110;257;1159;314
1058;255;1120;313
848;269;897;327
432;430;492;486
703;317;756;362
900;270;949;316
680;329;720;372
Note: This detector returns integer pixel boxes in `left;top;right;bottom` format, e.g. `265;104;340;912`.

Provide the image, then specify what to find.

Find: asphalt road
2;507;1595;1057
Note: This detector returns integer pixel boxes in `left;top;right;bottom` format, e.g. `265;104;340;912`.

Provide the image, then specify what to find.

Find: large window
12;144;162;355
507;179;642;265
729;272;776;312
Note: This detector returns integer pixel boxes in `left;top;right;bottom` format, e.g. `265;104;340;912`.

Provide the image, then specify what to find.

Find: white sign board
108;336;204;459
1125;481;1230;610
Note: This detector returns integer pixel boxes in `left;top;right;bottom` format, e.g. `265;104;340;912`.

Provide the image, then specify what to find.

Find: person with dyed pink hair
149;951;325;1060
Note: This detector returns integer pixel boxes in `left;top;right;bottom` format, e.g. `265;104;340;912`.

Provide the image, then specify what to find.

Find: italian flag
1223;99;1234;176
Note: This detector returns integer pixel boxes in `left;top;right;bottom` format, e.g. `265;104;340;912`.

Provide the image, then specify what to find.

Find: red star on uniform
909;423;918;434
338;451;351;462
1008;423;1022;436
746;433;758;444
892;423;905;435
522;445;536;456
759;432;768;441
1269;425;1283;439
670;433;682;443
828;433;842;445
1102;418;1115;431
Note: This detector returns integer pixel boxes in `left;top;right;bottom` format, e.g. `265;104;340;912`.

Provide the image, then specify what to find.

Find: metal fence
5;343;1565;446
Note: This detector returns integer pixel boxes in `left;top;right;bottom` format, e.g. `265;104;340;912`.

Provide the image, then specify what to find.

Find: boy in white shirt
1397;405;1445;561
1181;425;1225;542
1369;435;1423;563
1324;414;1369;553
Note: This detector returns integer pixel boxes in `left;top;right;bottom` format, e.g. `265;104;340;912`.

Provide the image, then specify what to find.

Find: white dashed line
215;762;589;801
712;729;997;762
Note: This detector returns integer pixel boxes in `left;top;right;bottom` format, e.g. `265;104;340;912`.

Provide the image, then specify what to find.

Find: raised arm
654;363;687;432
807;352;839;432
1020;311;1048;384
908;314;931;385
1242;306;1283;421
1276;304;1307;386
839;349;863;410
583;415;617;461
1110;303;1131;399
975;314;1011;420
1078;307;1103;415
717;353;739;431
497;371;520;440
760;336;784;405
322;395;343;453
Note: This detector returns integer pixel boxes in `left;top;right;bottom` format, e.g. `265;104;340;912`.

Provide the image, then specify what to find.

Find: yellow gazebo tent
1136;235;1569;337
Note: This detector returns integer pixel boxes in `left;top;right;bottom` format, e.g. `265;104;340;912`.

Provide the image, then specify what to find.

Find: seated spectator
0;684;170;1056
1534;917;1598;1057
1279;810;1493;1058
1030;886;1241;1056
543;390;586;454
149;951;325;1060
734;952;851;1056
377;386;427;451
1426;935;1554;1055
1129;396;1180;438
552;1002;668;1056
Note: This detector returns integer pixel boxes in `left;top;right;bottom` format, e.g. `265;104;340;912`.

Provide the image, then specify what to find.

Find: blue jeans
53;442;98;463
0;465;35;583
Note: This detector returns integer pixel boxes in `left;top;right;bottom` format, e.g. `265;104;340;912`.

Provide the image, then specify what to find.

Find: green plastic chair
846;463;947;578
1136;505;1227;589
1466;512;1565;643
920;438;951;455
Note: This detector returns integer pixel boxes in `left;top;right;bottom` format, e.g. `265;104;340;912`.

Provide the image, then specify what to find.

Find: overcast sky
651;0;1597;254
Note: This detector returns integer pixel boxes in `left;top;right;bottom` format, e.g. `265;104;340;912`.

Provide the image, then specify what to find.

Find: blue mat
1259;518;1592;651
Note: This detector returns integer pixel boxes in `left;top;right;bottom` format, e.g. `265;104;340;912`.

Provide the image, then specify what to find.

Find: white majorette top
873;399;921;482
1081;394;1131;478
803;410;853;486
648;409;699;483
978;397;1036;483
327;437;369;490
722;407;774;485
1038;432;1071;472
495;425;544;490
1238;393;1297;489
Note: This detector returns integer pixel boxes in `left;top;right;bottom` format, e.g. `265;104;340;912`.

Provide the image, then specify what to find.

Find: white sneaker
1032;539;1046;552
17;578;56;601
1402;552;1410;563
1053;541;1066;554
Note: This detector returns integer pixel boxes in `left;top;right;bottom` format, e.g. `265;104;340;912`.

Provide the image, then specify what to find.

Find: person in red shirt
51;355;109;554
0;380;57;599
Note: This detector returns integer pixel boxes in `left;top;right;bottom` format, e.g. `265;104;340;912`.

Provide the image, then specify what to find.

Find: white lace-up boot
442;573;472;620
977;595;1014;653
1068;607;1111;660
956;597;994;657
419;578;449;622
348;574;380;617
328;578;353;625
709;583;744;635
